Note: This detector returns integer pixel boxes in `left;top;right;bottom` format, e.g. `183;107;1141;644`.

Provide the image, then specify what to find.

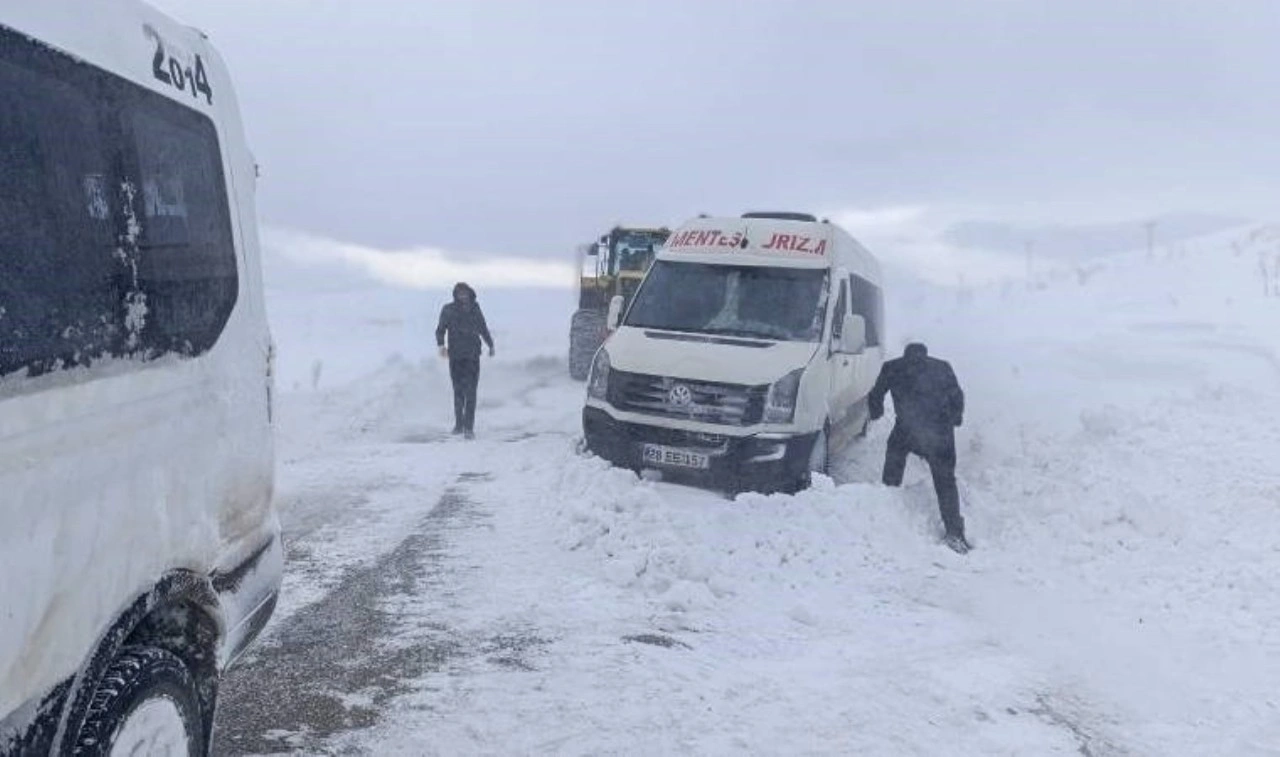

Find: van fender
50;570;221;756
826;394;871;454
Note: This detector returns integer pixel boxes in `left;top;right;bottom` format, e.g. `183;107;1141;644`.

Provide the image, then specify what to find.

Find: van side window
0;26;238;385
0;55;122;379
849;274;883;347
128;106;238;357
831;279;849;340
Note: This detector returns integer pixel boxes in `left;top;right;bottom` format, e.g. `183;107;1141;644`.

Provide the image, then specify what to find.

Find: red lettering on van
668;229;757;252
760;233;827;255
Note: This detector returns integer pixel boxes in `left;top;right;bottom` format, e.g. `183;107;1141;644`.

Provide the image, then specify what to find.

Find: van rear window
0;25;238;384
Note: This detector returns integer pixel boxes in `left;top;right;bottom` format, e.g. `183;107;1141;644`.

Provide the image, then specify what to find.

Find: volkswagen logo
667;383;694;407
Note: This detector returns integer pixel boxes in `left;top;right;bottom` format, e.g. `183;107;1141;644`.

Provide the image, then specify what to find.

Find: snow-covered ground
215;228;1280;756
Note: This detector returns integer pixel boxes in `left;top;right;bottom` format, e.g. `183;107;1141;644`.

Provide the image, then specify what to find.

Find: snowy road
212;357;581;754
211;232;1280;755
214;476;517;754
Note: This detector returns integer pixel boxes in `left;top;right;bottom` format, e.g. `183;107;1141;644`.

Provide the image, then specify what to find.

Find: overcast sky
148;0;1280;281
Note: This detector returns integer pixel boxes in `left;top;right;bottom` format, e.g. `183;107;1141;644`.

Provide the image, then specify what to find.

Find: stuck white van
0;2;280;754
583;212;886;494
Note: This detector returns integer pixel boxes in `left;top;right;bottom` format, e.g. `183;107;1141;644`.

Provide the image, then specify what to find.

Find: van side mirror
837;314;866;354
606;295;625;332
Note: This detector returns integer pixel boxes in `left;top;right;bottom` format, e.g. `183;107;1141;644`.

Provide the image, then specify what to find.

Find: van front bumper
582;406;819;493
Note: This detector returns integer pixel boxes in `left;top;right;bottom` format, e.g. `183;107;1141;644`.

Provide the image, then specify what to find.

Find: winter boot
943;532;972;554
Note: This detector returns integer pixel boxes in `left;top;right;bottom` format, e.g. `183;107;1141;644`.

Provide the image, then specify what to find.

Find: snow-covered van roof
1;0;249;138
657;214;883;281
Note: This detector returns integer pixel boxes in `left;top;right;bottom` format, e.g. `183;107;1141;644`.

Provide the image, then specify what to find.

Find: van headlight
587;348;611;400
763;367;805;424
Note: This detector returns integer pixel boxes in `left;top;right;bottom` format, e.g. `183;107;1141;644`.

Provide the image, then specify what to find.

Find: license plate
642;444;710;470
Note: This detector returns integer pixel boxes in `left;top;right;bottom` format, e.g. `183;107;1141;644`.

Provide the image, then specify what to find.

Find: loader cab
569;225;671;380
577;226;669;309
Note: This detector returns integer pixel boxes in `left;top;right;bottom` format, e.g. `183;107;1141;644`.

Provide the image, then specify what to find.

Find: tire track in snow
211;472;547;755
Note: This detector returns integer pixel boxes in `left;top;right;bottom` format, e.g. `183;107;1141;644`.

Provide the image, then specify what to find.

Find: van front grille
608;370;766;426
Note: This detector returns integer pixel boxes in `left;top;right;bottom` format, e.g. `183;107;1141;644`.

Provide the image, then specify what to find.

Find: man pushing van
868;342;971;554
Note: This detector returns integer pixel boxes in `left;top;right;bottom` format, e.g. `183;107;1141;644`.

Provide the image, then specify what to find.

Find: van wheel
74;646;205;757
786;426;829;493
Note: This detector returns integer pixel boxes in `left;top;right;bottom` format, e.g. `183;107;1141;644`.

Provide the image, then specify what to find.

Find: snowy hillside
215;226;1280;756
941;212;1247;262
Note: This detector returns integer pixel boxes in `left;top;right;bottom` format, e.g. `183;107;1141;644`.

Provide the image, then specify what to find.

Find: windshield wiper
629;323;705;334
705;328;784;341
632;323;788;341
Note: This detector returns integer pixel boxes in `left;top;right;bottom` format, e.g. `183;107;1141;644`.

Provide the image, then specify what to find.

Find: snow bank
544;465;939;623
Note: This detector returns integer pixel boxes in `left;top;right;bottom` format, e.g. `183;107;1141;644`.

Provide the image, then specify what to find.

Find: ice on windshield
625;261;829;341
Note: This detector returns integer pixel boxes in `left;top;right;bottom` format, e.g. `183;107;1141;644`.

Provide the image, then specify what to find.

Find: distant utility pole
1024;240;1035;281
1144;221;1157;259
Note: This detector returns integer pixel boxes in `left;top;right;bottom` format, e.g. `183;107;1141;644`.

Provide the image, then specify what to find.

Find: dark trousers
882;425;964;537
449;357;480;431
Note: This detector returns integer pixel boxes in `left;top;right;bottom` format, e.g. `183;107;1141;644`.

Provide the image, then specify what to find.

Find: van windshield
624;261;829;342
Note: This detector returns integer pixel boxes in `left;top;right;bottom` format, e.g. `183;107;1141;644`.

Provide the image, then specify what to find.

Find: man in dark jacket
868;342;970;553
435;282;494;439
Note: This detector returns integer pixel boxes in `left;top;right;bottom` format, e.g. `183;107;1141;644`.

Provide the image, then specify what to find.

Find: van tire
73;646;205;757
569;309;606;381
808;426;829;477
786;426;829;493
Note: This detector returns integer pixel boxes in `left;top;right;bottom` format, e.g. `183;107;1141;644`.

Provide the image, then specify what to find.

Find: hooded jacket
435;283;493;360
869;343;964;448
